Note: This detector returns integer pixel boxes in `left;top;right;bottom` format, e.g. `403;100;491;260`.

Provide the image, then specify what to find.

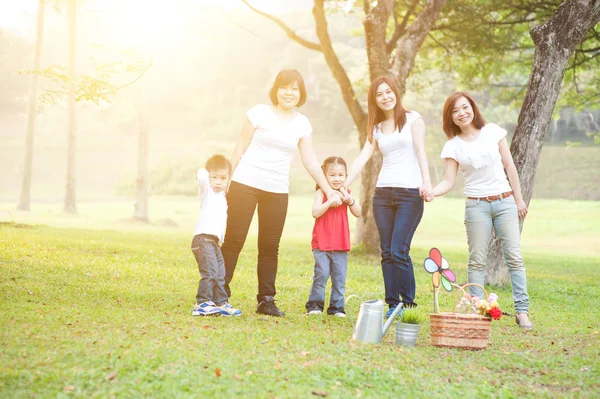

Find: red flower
489;307;502;320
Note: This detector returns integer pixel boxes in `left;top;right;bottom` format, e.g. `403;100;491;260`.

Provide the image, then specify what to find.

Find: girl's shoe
515;312;533;329
333;312;346;318
218;303;242;317
308;309;322;315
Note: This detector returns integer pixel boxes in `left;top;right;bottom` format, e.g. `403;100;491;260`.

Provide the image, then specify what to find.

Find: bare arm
338;187;361;218
432;158;459;197
298;135;334;197
347;197;361;218
345;139;377;188
499;138;528;219
411;117;432;197
230;117;255;174
312;189;341;218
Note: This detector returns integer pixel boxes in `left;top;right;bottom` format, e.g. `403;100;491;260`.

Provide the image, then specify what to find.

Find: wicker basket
430;283;492;350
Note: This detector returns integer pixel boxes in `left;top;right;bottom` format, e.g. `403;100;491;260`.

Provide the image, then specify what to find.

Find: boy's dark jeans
191;234;228;305
372;187;424;309
221;181;288;303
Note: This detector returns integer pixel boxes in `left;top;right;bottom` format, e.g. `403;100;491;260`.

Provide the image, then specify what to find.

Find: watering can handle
345;294;362;328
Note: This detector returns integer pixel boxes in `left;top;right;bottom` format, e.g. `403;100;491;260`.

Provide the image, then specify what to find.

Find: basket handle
433;283;487;314
452;283;487;313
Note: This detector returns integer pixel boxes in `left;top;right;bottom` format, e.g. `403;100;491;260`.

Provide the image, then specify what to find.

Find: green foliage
412;0;598;110
21;45;153;106
400;308;424;325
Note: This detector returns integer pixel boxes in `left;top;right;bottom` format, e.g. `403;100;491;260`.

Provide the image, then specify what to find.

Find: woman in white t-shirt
222;69;333;317
345;76;432;318
430;92;533;329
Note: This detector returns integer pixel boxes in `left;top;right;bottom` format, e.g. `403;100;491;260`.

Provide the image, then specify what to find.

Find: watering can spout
382;303;404;336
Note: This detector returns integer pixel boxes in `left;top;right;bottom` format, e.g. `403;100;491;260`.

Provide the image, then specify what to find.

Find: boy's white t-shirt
231;104;312;194
373;110;423;188
194;168;228;243
440;123;512;197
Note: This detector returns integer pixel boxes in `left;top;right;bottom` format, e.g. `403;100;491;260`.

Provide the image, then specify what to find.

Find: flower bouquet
455;292;502;321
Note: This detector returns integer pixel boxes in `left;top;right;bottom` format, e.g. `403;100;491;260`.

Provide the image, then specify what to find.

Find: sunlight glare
106;0;180;51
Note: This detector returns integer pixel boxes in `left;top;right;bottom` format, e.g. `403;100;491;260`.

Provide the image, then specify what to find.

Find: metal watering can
346;295;404;343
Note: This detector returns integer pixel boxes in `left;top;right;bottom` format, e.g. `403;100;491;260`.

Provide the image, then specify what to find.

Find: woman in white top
345;76;432;317
222;69;333;317
430;92;533;329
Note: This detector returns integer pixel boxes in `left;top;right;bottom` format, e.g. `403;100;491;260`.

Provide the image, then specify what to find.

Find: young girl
305;157;361;317
429;92;532;329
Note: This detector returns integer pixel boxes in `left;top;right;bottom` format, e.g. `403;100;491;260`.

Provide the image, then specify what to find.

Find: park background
1;0;599;397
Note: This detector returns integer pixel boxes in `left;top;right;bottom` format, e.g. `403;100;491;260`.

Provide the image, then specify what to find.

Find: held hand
326;189;337;201
516;198;528;220
328;191;343;208
419;184;434;202
338;186;352;204
423;191;434;202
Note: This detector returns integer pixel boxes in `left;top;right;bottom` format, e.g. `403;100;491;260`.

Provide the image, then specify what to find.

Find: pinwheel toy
423;248;456;312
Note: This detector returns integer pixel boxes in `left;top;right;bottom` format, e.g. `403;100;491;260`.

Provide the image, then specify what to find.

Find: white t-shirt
373;110;423;188
232;104;312;194
194;168;228;243
440;123;512;197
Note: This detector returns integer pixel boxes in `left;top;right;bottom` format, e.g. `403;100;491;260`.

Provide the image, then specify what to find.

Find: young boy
191;154;241;317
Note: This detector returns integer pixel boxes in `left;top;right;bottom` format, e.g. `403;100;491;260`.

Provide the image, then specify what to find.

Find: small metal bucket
395;322;421;347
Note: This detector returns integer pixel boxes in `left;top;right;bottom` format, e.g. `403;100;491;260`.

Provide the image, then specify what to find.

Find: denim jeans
464;196;529;313
306;249;348;314
372;187;424;308
221;181;288;303
191;234;228;306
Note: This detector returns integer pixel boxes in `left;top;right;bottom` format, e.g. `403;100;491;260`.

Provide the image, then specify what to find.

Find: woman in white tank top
345;76;432;317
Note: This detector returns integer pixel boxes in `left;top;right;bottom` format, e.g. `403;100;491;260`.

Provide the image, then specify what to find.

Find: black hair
316;156;347;190
269;69;307;107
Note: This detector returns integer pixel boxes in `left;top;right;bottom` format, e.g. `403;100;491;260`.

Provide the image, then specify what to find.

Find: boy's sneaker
192;301;220;316
385;305;404;319
256;296;284;317
218;303;242;317
308;309;322;315
333;312;346;318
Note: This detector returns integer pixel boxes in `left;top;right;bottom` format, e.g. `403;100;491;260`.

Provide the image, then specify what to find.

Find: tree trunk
63;0;77;214
355;0;447;251
485;0;600;286
17;0;45;211
133;83;149;222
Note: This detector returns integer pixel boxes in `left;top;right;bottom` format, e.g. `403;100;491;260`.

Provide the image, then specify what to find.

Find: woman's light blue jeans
464;196;529;313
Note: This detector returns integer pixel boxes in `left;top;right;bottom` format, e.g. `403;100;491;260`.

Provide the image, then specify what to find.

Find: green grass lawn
1;198;599;398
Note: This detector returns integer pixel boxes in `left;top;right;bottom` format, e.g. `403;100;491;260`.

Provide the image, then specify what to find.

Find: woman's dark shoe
256;296;285;317
515;312;533;330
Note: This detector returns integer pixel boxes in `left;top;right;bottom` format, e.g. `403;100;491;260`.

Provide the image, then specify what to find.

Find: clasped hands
328;187;353;208
419;183;434;202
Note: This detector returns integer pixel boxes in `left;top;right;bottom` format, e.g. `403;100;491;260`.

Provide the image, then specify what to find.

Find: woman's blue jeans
464;196;529;313
373;187;424;309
